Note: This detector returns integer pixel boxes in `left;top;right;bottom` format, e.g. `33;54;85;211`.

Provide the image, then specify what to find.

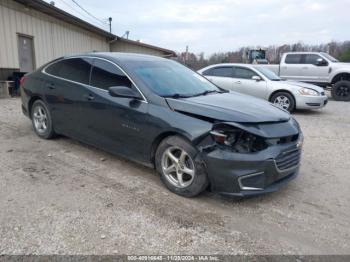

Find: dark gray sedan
20;53;303;197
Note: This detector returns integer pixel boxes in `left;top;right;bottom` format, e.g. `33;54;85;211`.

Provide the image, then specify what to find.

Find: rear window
45;58;91;85
208;67;233;77
285;54;302;64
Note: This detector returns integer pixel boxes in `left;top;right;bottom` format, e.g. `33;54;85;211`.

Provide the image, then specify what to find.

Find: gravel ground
0;97;349;255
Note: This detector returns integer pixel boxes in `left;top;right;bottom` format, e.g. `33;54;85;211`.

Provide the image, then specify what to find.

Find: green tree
337;48;350;62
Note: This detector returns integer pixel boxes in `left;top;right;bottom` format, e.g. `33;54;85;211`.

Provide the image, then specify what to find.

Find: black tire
331;80;350;101
31;100;56;139
270;91;295;112
155;136;209;197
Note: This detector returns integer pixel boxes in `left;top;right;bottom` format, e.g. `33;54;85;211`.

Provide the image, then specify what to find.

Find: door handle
83;94;95;101
46;83;55;90
302;67;308;69
235;81;242;84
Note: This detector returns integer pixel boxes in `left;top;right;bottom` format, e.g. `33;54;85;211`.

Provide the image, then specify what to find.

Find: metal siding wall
0;0;109;70
110;41;165;57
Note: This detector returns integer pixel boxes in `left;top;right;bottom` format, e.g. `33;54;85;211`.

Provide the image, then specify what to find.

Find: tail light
19;76;27;87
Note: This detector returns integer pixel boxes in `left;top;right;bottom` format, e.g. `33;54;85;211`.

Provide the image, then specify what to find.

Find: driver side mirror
252;75;262;81
108;86;142;99
315;58;328;66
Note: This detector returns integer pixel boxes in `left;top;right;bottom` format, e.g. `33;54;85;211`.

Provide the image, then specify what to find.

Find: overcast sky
47;0;350;54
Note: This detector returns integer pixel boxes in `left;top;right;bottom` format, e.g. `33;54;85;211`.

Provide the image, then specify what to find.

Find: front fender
330;68;350;83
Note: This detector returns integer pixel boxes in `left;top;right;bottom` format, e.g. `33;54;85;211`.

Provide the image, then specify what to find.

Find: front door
298;54;330;82
79;58;150;162
231;66;267;99
18;35;35;72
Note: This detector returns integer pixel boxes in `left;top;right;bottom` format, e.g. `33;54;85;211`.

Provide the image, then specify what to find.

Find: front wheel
331;80;350;101
270;92;295;112
31;100;56;139
155;136;209;197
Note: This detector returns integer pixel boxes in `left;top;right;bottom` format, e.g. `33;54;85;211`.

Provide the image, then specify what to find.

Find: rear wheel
331;80;350;101
155;136;208;197
270;91;295;112
31;100;55;139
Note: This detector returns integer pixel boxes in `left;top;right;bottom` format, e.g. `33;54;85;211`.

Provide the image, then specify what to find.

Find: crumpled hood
166;92;290;123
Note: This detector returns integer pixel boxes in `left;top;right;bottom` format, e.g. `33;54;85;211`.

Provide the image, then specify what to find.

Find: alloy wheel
33;105;48;134
161;146;195;188
336;85;349;98
274;95;290;110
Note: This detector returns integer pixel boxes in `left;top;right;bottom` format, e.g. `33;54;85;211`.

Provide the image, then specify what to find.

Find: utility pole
108;17;112;33
185;45;189;65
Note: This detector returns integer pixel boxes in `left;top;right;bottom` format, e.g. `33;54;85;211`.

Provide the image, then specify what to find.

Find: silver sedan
198;63;328;112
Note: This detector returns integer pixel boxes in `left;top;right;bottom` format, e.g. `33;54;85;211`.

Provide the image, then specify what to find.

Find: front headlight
210;127;268;153
298;87;319;96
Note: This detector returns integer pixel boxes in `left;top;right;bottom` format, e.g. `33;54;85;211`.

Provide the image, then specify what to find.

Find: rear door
280;54;303;81
43;57;93;138
202;66;234;90
231;66;267;99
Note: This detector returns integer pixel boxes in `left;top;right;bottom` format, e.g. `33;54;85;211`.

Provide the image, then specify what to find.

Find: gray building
0;0;176;81
110;37;177;58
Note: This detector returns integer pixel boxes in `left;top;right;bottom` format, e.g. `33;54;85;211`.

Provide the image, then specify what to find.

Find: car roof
199;63;255;71
283;52;322;55
62;52;168;64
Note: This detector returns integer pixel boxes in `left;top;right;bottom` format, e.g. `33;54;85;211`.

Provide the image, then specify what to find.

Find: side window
45;58;91;84
202;68;213;76
233;67;257;79
209;67;233;77
285;54;302;64
304;54;322;64
90;59;132;90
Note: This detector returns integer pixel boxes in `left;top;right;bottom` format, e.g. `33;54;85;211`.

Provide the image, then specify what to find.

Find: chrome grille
275;148;301;170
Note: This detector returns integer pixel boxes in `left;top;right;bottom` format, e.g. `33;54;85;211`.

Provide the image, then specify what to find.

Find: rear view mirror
108;86;142;99
252;75;262;81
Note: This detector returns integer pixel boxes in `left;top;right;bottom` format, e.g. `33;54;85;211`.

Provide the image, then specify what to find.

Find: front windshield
128;60;221;97
321;53;339;62
253;66;281;81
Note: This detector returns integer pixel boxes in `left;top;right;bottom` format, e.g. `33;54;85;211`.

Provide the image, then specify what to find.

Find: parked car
198;63;328;112
21;53;303;198
257;52;350;101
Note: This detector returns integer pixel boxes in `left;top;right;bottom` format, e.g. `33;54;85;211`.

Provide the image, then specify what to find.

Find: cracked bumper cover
201;136;302;197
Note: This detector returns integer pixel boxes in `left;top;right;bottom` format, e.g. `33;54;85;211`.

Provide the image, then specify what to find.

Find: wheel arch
28;96;43;119
331;72;350;84
268;89;296;103
150;131;193;166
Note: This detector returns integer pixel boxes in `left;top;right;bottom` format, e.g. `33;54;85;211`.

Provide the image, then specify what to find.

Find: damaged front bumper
198;121;303;197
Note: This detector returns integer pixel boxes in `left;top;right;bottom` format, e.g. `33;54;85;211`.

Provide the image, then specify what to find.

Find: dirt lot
0;97;349;255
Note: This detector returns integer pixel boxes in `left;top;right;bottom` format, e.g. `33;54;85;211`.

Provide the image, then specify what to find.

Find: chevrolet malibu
21;53;303;197
198;63;328;112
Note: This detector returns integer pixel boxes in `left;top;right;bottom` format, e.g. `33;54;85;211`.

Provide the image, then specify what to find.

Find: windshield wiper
192;90;221;97
162;93;190;99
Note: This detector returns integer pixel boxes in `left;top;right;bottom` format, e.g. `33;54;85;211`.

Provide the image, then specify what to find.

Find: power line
69;0;108;26
58;0;102;25
56;0;109;30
